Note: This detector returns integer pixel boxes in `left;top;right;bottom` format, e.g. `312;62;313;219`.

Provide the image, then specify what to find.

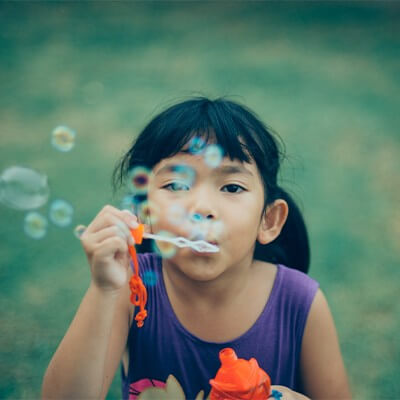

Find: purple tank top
122;253;319;399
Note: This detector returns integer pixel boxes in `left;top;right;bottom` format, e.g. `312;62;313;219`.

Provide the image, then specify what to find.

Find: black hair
113;97;310;273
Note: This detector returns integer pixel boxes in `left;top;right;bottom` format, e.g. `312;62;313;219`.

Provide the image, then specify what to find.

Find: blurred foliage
0;2;399;399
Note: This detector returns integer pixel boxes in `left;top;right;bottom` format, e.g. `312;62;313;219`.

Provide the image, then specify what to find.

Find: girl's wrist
89;280;123;301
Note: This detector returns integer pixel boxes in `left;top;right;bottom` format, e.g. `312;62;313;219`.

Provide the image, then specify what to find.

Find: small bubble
171;165;196;187
188;137;206;155
51;125;76;152
209;220;224;239
142;270;158;286
24;211;48;239
153;230;177;259
49;199;74;227
73;225;86;239
128;166;151;195
204;144;224;168
0;166;50;210
167;204;187;225
137;199;159;225
121;194;135;212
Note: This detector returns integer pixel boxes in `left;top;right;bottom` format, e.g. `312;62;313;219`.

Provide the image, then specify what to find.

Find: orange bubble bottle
209;348;271;400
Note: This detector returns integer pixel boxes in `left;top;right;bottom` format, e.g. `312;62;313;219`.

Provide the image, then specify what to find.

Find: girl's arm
42;281;131;399
42;205;138;399
299;289;352;399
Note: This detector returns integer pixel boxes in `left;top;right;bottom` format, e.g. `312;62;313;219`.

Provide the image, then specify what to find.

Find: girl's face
146;149;266;281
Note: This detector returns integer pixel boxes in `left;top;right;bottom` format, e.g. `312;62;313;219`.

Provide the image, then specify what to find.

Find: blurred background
0;2;399;399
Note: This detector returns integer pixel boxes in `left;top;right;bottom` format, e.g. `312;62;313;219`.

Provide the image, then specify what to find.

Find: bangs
114;97;279;191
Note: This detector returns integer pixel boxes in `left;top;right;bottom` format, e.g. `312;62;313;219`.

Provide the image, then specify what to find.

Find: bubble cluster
24;211;48;239
128;166;151;195
142;270;159;287
203;144;224;168
0;166;50;210
51;125;76;152
49;199;74;227
153;230;177;259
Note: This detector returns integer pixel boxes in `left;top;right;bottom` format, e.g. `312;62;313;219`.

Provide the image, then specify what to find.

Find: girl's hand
270;386;310;400
80;205;139;293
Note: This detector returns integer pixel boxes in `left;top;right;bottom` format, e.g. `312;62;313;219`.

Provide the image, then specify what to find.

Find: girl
42;97;351;399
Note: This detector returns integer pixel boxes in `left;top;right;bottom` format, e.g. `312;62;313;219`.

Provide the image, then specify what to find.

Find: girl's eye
221;184;245;193
163;182;190;191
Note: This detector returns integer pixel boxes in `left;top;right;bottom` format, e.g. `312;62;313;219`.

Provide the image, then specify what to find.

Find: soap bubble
128;166;151;195
121;194;135;212
188;137;206;155
142;270;159;287
0;166;50;210
24;211;48;239
51;125;76;152
49;199;74;227
137;199;159;225
170;165;196;187
209;220;224;240
153;230;177;259
204;144;224;168
167;204;187;225
73;224;86;239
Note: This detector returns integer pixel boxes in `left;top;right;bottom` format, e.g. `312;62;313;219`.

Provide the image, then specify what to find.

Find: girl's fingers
91;225;134;246
85;205;138;235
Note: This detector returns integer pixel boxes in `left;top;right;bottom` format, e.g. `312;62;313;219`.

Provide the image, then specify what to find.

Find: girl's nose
187;188;217;221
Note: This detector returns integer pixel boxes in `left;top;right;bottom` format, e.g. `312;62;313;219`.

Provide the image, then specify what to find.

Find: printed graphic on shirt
134;375;207;400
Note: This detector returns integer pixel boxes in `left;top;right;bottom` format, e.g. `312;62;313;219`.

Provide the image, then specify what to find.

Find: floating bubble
0;166;50;210
51;125;76;152
121;194;135;212
167;204;187;225
204;144;224;168
170;165;196;187
73;224;86;239
188;137;206;155
24;211;48;239
137;199;159;225
49;199;74;227
153;230;177;259
142;270;159;286
128;166;151;195
209;220;224;240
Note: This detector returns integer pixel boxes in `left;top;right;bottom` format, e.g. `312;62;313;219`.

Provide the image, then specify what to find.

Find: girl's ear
257;199;289;245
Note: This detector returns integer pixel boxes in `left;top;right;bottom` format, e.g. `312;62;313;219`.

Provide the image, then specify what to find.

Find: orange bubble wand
128;224;148;328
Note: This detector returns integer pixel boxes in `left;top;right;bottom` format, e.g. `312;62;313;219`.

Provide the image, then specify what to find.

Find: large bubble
0;166;50;210
24;211;48;239
51;125;76;152
128;166;151;195
49;199;74;227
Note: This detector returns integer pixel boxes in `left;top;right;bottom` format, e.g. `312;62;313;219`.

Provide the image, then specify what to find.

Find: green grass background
0;2;399;399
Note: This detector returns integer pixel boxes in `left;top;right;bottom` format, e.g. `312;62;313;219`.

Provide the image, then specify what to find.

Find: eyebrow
215;165;254;176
